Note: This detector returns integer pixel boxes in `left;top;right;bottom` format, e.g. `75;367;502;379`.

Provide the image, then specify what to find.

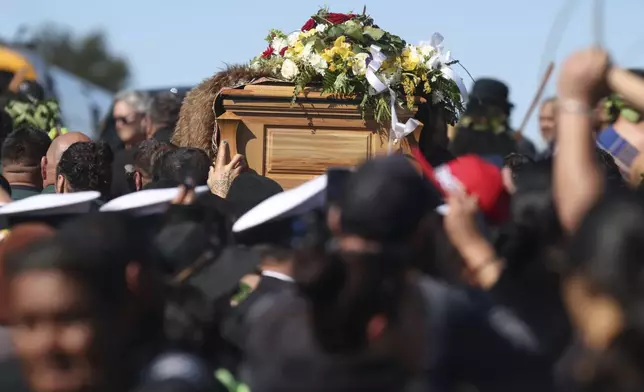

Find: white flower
287;32;300;47
418;44;434;59
316;24;328;33
432;90;445;104
308;53;328;75
271;37;289;53
281;59;300;80
301;42;314;60
381;68;402;87
425;55;441;70
351;52;369;76
405;45;421;62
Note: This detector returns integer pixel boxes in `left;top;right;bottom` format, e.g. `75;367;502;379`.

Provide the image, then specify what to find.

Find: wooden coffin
216;82;419;189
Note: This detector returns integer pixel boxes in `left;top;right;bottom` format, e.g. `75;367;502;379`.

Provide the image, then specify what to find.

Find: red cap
411;148;510;223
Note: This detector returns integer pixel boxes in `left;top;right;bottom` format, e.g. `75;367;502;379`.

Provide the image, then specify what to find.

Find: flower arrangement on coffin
251;7;469;142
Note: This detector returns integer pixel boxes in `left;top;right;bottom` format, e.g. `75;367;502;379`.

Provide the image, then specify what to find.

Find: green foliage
253;6;466;127
216;369;251;392
322;71;340;94
374;95;391;124
292;63;317;99
28;23;130;92
363;27;384;41
343;21;364;42
231;282;253;304
265;29;287;43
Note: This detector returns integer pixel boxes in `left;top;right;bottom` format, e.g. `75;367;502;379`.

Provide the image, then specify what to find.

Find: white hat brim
0;191;101;217
232;175;327;233
100;185;209;216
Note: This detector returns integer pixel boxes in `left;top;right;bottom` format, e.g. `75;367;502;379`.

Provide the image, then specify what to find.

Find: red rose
261;46;274;59
301;18;317;31
326;13;356;25
279;47;287;56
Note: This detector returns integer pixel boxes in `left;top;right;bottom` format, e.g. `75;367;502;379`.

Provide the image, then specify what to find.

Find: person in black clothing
146;92;182;143
1;125;51;200
492;159;572;363
56;141;113;198
450;78;535;159
416;100;455;167
245;156;554;392
0;110;13;156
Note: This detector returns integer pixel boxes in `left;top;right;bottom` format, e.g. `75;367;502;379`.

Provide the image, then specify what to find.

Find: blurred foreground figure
244;156;554;392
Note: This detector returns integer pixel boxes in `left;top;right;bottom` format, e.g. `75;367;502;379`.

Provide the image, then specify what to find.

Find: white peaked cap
0;191;101;217
100;185;210;216
233;175;328;233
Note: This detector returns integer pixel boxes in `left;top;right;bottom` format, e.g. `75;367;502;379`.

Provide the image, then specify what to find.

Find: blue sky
3;0;644;148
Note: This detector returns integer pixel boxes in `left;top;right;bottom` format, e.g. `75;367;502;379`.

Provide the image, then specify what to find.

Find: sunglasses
114;115;141;125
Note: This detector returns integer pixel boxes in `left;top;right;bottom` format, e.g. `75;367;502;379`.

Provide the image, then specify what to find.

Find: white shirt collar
261;270;294;283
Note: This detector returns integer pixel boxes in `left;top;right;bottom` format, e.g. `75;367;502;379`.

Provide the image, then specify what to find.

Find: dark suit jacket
244;276;555;392
110;148;135;199
0;358;29;392
223;275;293;353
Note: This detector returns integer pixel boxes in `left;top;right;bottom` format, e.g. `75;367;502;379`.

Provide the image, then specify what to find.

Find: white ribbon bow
425;33;468;103
366;45;422;153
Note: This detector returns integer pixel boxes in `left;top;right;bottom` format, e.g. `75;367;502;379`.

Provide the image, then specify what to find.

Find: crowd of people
0;43;643;392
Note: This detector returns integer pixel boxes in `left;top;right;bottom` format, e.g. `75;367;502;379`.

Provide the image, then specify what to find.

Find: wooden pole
515;62;555;139
593;0;604;48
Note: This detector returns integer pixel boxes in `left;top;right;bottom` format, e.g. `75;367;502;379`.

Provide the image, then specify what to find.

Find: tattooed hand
208;140;246;198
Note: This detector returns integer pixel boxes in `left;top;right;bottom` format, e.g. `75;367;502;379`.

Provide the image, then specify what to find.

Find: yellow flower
321;48;334;63
329;63;337;72
401;47;420;71
291;41;305;56
333;36;352;59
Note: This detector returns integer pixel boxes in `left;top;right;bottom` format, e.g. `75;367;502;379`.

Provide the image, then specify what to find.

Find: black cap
187;246;261;303
226;171;284;220
469;78;513;107
154;192;233;275
340;155;442;242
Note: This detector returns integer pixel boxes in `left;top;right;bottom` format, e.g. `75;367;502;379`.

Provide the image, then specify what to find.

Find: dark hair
450;127;517;158
161;283;218;356
6;230;130;312
580;328;644;392
501;159;563;268
339;156;439;242
1;125;51;167
148;92;182;128
0;174;11;196
0;109;13;155
134;140;175;177
152;148;210;186
56;141;113;195
569;192;644;392
504;153;534;177
567;192;644;306
294;246;407;354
